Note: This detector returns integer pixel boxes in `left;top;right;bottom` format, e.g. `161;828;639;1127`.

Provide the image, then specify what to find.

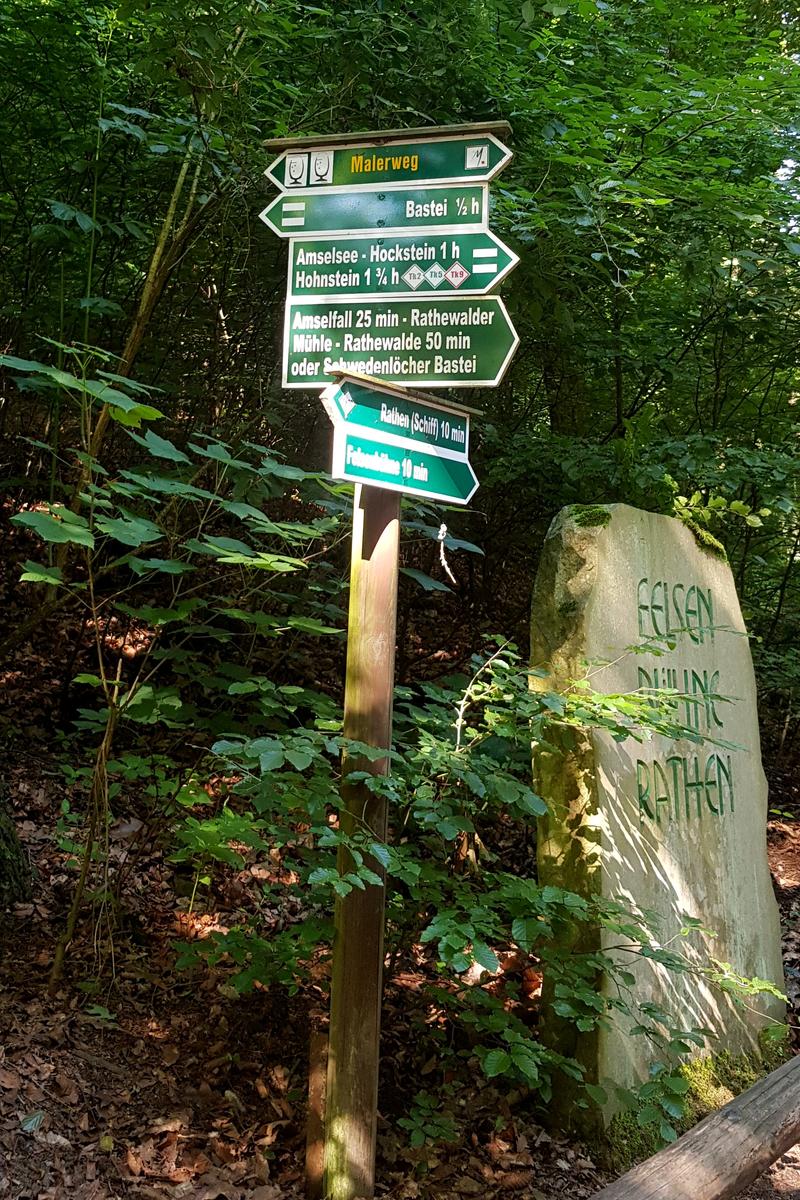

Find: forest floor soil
1;622;799;1198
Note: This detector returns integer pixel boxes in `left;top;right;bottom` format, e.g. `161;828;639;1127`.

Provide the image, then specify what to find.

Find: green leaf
12;508;94;548
106;400;164;428
358;867;383;887
187;440;250;468
79;296;125;317
286;616;343;635
637;1105;661;1127
515;787;548;816
370;842;391;869
128;557;193;576
436;818;461;840
20;1110;46;1133
49;201;77;222
511;917;539;952
285;749;313;771
117;599;202;625
663;1076;690;1094
585;1083;608;1106
19;560;64;585
95;514;162;547
130;428;191;463
97;370;160;395
472;940;499;973
482;1049;511;1077
400;567;453;593
1;354;71;378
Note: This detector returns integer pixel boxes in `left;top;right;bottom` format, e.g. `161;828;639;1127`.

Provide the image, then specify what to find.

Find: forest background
2;1;800;1198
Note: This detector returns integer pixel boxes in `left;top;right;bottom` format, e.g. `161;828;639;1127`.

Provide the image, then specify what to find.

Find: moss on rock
680;517;728;561
568;504;612;529
606;1107;660;1170
604;1033;790;1171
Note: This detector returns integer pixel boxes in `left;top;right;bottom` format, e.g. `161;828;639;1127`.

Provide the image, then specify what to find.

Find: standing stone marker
532;503;784;1113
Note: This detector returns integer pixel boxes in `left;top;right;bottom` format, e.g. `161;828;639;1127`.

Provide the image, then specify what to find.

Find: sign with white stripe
259;184;488;239
286;230;518;299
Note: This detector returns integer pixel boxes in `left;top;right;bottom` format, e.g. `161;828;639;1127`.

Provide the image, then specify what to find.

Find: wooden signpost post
262;121;518;1200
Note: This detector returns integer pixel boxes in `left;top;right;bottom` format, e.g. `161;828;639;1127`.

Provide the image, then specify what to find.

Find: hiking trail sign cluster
261;123;519;400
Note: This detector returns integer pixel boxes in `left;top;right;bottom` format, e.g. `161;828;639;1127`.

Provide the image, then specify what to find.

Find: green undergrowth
605;1031;791;1170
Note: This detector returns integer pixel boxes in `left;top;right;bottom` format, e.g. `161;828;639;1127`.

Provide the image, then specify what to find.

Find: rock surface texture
532;504;784;1111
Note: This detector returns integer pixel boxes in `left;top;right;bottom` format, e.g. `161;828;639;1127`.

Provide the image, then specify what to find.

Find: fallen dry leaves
1;551;799;1200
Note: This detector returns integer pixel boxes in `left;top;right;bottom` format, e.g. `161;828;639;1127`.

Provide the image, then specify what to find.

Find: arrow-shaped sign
284;295;519;389
259;184;488;239
288;230;519;299
321;376;471;454
267;131;512;191
331;426;479;505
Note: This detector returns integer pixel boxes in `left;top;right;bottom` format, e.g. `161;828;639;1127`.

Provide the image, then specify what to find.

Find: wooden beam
263;120;512;150
323;484;401;1200
591;1054;800;1200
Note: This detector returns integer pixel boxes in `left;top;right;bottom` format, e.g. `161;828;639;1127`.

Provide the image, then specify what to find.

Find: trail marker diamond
402;265;425;290
444;262;470;288
424;263;445;288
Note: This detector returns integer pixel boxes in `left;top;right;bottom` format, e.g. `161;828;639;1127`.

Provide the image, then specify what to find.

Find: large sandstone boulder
532;504;784;1117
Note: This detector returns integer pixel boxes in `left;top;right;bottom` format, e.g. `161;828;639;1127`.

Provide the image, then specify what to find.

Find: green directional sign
259;184;487;239
332;427;479;505
288;231;518;299
267;132;511;191
283;296;518;389
321;377;470;453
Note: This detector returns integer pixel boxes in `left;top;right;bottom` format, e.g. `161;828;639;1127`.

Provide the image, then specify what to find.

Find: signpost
287;230;519;298
332;428;479;505
320;374;479;505
283;295;519;389
321;376;471;452
266;129;512;190
259;183;488;239
260;121;518;1200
